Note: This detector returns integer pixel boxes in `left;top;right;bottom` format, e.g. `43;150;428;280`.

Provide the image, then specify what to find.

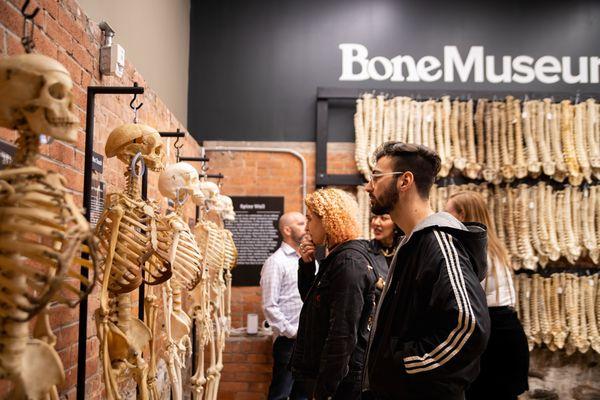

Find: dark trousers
361;392;465;400
466;306;529;400
299;370;362;400
268;336;307;400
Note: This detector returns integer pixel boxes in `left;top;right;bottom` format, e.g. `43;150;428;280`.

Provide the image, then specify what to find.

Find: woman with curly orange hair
291;188;380;400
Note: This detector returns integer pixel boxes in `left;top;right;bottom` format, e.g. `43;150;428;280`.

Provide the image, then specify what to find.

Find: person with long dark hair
446;191;529;400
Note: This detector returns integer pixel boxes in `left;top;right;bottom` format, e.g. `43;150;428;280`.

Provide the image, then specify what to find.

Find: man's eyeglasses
369;171;406;184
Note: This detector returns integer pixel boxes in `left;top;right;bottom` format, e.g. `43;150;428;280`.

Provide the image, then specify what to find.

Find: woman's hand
299;234;316;262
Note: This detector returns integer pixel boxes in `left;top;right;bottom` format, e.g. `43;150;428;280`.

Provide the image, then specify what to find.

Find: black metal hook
20;0;40;53
21;0;40;19
130;82;144;111
173;128;184;159
130;82;143;123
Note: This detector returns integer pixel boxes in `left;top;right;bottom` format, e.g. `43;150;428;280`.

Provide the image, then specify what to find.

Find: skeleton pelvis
8;338;65;400
107;318;151;363
171;310;192;340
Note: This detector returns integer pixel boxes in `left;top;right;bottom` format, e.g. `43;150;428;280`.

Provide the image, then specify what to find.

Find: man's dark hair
373;142;441;199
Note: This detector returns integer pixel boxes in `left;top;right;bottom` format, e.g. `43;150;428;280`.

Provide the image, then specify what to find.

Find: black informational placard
189;0;600;143
0;141;16;169
91;151;104;173
224;196;284;286
89;179;105;228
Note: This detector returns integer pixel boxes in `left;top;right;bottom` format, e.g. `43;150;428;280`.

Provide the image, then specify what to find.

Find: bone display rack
428;182;600;269
514;273;600;355
354;94;600;184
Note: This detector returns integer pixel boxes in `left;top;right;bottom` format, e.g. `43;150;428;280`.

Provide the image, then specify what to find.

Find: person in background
368;214;403;296
446;191;529;400
363;142;490;400
292;188;377;400
260;211;308;400
369;214;402;268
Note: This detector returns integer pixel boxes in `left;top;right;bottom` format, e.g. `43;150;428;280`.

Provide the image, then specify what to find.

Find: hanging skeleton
94;123;171;400
190;184;237;400
0;53;98;400
157;162;205;400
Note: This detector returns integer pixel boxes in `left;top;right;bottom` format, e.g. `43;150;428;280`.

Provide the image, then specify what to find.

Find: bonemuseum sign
339;44;600;85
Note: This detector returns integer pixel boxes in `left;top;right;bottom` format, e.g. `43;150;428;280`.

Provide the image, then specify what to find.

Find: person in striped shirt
261;211;308;400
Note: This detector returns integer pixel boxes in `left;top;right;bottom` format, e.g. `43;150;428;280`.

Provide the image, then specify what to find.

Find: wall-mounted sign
89;179;105;228
224;196;284;286
92;151;104;173
339;44;600;84
0;141;16;169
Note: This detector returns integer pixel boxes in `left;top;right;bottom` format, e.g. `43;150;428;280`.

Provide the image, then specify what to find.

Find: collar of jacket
397;212;488;282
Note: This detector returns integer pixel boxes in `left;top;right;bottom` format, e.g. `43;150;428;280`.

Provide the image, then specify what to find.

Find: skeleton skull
214;194;235;221
196;180;220;208
0;53;79;142
105;123;165;171
158;162;203;204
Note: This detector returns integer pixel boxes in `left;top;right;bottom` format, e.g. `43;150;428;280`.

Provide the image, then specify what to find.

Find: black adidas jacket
291;240;380;399
364;212;491;400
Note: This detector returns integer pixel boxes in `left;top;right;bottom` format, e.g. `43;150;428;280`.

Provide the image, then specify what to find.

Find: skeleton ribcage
195;220;226;297
222;230;237;272
163;214;203;290
0;168;97;321
96;193;171;294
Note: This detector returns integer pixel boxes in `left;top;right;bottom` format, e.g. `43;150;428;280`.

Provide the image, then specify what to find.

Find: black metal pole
178;156;210;162
159;130;186;138
77;84;144;400
139;167;148;321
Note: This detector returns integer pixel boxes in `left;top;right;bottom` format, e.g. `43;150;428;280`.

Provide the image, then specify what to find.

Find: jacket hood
404;212;488;281
327;239;371;260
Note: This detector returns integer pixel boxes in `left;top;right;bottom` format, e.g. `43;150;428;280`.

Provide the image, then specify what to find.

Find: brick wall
0;0;203;398
0;2;361;400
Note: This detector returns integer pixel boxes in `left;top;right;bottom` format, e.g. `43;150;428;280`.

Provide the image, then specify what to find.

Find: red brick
55;323;79;351
48;140;75;166
57;6;82;42
49;303;79;327
235;372;271;382
6;30;25;56
45;11;73;53
219;382;250;392
57;49;83;85
71;42;93;73
86;353;99;375
0;0;23;35
72;83;87;110
246;354;270;363
248;381;270;392
235;392;266;400
40;0;59;21
35;30;59;58
81;71;93;88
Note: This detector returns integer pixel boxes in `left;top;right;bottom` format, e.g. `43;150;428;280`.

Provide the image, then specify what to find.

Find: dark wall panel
188;0;600;142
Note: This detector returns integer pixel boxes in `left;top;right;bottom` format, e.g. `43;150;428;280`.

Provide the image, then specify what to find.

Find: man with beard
362;142;490;400
261;211;308;400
